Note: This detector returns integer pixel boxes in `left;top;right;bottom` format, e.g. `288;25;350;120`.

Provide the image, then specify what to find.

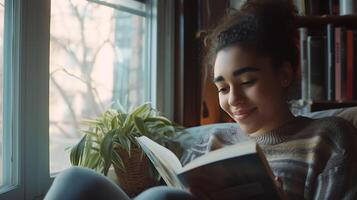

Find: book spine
307;0;320;15
307;35;326;101
346;30;354;100
339;0;357;15
340;28;347;101
326;24;335;100
293;0;306;15
299;28;309;101
329;0;339;15
354;31;357;99
335;27;342;101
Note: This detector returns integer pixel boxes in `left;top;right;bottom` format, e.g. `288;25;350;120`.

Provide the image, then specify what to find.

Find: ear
279;62;293;88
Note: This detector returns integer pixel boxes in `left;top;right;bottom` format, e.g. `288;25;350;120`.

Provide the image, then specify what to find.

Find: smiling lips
232;107;257;121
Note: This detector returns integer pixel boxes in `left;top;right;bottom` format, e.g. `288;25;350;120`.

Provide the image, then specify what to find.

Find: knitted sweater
180;116;357;200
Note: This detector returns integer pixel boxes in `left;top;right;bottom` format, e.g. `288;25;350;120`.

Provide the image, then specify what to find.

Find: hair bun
203;0;299;77
240;0;297;18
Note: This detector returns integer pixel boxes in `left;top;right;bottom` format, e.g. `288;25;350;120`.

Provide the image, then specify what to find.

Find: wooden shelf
309;101;357;111
296;15;357;29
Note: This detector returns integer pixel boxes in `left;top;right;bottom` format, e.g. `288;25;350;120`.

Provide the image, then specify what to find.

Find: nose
228;87;245;107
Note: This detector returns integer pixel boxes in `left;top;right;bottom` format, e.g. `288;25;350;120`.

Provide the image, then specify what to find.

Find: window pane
50;0;149;173
0;0;5;186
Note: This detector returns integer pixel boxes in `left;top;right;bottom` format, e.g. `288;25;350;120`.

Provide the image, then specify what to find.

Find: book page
180;140;256;174
136;136;184;188
177;150;281;199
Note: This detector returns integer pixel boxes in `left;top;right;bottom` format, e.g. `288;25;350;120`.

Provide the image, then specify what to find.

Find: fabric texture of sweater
180;116;357;200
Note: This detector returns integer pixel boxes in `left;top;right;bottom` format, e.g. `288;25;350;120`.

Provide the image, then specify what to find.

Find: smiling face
213;46;293;135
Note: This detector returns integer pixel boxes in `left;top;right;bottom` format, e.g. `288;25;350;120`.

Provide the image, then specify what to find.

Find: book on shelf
326;24;335;100
335;27;347;101
329;0;339;15
339;0;357;15
352;30;357;99
307;35;326;101
136;136;282;200
346;30;355;100
306;0;329;15
296;0;354;16
300;26;357;103
299;27;309;101
293;0;306;15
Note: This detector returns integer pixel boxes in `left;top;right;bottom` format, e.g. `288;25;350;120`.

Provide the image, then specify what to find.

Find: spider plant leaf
79;130;99;139
133;116;147;135
115;134;132;153
145;116;172;125
123;113;133;133
70;135;87;166
86;152;101;169
100;130;115;176
111;116;119;129
112;150;125;171
81;136;94;166
130;103;151;119
159;126;176;136
117;113;127;125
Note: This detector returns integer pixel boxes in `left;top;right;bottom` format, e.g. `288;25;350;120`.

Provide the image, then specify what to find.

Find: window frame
0;0;175;199
0;0;22;199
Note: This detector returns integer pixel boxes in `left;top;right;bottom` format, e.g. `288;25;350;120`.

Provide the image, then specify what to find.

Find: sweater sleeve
313;118;357;200
313;162;357;200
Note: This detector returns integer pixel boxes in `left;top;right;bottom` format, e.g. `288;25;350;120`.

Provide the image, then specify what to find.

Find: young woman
45;0;357;199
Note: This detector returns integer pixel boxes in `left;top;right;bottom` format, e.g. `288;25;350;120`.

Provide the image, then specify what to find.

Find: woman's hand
274;176;289;200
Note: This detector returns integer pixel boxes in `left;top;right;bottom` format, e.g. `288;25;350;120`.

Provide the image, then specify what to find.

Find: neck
251;105;294;136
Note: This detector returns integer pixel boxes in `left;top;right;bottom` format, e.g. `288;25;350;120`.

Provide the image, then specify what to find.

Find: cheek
246;81;280;105
218;95;229;112
250;81;284;109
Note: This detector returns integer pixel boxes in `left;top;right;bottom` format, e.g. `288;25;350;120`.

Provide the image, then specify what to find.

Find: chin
238;123;260;135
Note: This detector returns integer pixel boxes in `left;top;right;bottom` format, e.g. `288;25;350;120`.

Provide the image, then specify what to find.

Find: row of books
294;0;356;16
299;25;357;102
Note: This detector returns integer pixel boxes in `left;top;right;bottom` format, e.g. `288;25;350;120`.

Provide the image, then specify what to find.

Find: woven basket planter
114;146;158;197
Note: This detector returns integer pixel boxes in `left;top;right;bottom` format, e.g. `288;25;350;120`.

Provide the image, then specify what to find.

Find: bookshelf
296;15;357;29
293;14;357;112
199;2;357;124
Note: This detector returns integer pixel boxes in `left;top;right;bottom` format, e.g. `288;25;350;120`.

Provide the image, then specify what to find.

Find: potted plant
69;103;184;197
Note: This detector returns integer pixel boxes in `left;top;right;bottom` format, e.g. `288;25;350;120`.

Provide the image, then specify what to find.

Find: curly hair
204;0;299;76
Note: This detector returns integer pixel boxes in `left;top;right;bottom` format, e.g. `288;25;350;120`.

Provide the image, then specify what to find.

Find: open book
136;136;282;200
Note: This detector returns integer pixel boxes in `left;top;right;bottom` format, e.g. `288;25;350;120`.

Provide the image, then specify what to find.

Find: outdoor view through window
0;0;4;186
50;0;149;173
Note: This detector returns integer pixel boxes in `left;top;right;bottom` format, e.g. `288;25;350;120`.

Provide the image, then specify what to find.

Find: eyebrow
213;66;260;82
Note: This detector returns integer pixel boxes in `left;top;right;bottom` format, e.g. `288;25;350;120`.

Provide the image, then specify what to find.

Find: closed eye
218;87;229;94
241;79;256;85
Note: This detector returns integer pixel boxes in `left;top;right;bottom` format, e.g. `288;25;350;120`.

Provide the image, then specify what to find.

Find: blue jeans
44;167;196;200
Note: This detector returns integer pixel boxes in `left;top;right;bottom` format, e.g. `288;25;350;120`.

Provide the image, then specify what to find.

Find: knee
55;167;94;183
53;167;103;190
135;186;196;200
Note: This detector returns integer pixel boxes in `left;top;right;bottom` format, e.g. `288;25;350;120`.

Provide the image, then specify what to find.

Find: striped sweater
180;116;357;200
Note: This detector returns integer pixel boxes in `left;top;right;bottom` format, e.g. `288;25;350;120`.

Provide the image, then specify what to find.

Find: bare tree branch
87;39;110;70
51;36;81;66
50;74;80;133
51;67;105;114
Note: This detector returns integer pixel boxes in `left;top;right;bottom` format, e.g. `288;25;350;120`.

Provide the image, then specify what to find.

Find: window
0;0;4;188
50;0;154;173
0;0;21;198
0;0;174;199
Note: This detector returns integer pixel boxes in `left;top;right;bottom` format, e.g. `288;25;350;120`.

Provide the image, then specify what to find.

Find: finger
274;176;283;188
